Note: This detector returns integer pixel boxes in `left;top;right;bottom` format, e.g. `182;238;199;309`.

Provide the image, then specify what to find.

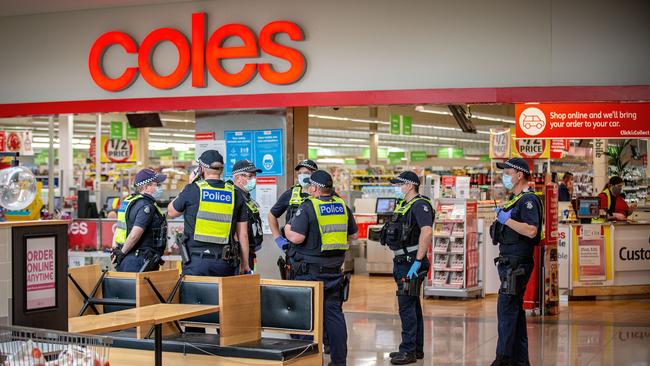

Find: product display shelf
425;198;482;298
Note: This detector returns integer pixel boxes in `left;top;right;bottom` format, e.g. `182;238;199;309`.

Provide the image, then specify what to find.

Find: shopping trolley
0;325;112;365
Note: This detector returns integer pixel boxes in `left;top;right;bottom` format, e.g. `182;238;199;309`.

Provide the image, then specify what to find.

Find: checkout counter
558;199;650;297
352;197;397;274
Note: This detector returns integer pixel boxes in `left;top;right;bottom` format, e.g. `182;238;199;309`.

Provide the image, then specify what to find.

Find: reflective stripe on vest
245;199;259;214
309;196;349;251
114;194;143;245
501;190;545;241
592;189;613;223
289;185;305;206
195;180;235;244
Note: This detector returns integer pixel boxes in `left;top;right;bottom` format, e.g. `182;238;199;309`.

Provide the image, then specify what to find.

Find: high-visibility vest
194;180;235;244
114;194;143;245
501;190;545;241
309;196;349;251
394;196;431;217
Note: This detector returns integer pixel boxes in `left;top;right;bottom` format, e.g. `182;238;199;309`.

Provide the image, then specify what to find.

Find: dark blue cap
303;170;333;188
232;160;262;174
197;150;224;168
134;168;166;187
389;171;420;186
295;159;318;171
496;158;531;175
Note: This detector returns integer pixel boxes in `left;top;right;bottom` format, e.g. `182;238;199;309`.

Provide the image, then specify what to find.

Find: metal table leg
155;324;162;366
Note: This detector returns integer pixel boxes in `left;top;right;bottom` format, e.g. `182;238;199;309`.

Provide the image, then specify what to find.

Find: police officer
284;170;358;366
111;168;168;272
380;171;433;365
268;159;318;250
491;158;543;366
231;159;263;271
167;150;251;276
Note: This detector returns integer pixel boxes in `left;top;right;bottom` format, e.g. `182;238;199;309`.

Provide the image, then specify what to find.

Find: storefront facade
0;0;649;117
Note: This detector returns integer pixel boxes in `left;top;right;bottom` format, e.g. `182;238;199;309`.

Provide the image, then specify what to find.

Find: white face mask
298;173;311;188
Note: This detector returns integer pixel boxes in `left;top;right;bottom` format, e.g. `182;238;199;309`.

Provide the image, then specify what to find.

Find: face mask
152;186;164;199
502;174;514;190
298;173;311;188
395;186;405;199
611;185;622;196
244;178;257;192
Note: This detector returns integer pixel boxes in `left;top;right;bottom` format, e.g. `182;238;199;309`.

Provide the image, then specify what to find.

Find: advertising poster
100;220;118;249
99;136;137;163
68;220;98;251
557;225;571;288
572;225;614;286
254;129;284;176
0;131;5;152
224;130;254;176
254;177;277;234
515;103;650;139
195;139;226;160
489;128;511;159
26;237;57;310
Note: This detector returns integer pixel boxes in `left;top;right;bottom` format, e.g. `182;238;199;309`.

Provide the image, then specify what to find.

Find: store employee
598;176;636;221
380;171;433;365
268;159;319;250
491;158;543;366
111;168;167;272
284;170;358;366
231;159;264;271
167;150;251;276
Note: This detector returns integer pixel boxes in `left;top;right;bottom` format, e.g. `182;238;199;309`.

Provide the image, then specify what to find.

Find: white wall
0;0;648;105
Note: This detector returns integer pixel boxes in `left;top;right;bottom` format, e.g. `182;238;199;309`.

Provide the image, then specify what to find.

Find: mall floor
338;275;650;366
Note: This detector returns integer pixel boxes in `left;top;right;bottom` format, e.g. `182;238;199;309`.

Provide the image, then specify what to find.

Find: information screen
576;198;600;218
376;198;397;214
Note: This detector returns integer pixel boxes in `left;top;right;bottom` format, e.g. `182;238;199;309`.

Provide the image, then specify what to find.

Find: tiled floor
338;275;650;365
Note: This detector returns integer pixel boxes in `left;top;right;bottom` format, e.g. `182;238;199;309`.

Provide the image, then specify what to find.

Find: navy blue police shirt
502;190;542;253
172;179;248;250
288;196;358;265
270;186;309;219
126;193;163;251
409;198;434;229
558;183;571;202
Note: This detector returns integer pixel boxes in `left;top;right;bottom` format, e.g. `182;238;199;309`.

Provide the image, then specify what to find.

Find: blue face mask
152;186;164;199
395;186;405;199
502;174;514;190
244;178;257;192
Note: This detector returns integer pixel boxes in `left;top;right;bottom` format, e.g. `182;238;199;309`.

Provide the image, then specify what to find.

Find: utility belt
183;242;241;268
289;259;351;302
494;255;533;296
392;245;420;258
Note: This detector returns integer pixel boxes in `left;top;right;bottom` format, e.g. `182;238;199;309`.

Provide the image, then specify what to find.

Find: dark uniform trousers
392;256;430;355
496;260;534;364
182;247;236;277
292;261;347;366
116;254;146;272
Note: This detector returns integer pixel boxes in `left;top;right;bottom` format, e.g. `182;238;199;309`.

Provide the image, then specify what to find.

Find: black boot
490;355;514;366
390;353;417;365
324;344;330;354
389;351;424;359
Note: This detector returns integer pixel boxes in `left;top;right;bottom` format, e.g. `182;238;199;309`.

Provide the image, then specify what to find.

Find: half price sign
515;103;650;139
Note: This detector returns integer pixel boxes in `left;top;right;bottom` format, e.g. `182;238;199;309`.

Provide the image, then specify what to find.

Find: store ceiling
0;0;194;17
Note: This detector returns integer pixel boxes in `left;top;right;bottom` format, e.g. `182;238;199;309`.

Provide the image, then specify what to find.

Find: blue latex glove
407;260;422;279
275;236;290;250
495;208;512;225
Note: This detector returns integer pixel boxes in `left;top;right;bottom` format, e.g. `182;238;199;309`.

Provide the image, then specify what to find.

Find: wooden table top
68;304;219;334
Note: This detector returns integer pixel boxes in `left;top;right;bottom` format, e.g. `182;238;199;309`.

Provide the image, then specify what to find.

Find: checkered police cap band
310;180;326;188
196;158;211;169
505;161;530;175
396;176;419;185
134;174;159;187
233;166;253;175
298;161;317;170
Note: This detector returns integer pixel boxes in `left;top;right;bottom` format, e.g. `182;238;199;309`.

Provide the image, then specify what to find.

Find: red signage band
194;132;215;140
89;13;306;91
515;103;650;139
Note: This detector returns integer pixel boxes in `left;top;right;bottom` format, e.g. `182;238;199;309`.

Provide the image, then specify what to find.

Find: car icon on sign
522;114;544;130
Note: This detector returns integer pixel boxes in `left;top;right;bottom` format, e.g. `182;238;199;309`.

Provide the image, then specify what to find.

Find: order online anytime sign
515;103;650;139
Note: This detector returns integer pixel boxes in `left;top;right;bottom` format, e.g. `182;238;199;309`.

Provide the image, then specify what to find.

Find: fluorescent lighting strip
415;105;515;124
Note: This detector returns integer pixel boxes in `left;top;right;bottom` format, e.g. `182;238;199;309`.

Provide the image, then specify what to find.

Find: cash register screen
576;197;600;218
376;198;397;214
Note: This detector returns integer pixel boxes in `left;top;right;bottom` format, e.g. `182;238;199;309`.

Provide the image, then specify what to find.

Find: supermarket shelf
432;266;464;272
433;234;464;238
436;219;465;223
352;182;392;186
